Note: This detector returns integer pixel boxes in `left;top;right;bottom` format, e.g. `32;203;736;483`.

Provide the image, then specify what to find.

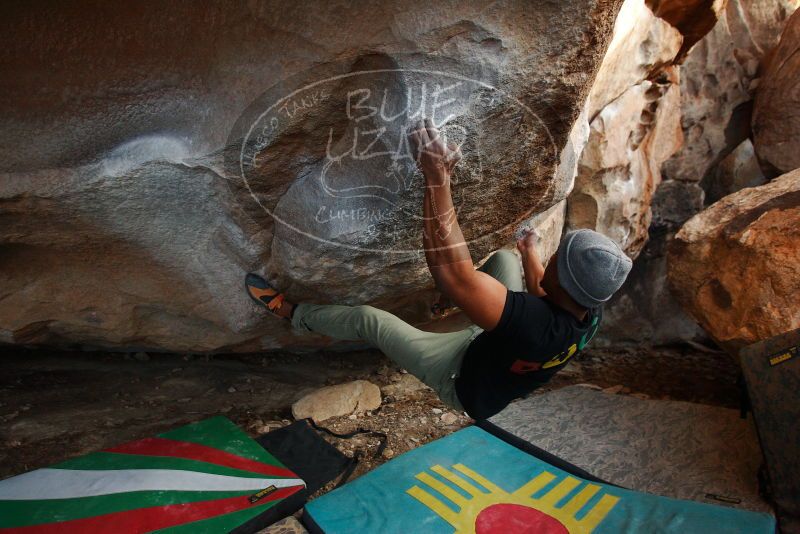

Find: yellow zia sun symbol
406;464;619;534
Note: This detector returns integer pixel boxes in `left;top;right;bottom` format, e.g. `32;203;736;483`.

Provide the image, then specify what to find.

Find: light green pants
291;250;523;411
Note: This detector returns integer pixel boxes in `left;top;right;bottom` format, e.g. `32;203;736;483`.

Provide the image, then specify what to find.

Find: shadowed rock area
0;0;624;353
1;0;792;356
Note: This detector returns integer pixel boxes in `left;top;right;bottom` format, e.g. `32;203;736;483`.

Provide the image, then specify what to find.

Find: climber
245;118;632;420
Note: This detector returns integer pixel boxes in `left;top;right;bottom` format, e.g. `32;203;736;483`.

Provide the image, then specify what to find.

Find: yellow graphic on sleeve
407;464;619;534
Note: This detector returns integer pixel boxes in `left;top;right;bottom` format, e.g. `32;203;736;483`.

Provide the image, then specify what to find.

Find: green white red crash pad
0;416;305;533
304;426;774;533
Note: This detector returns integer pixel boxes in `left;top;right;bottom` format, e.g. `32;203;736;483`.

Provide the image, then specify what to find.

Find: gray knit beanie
556;229;632;309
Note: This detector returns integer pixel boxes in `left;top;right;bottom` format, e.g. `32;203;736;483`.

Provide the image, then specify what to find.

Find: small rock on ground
292;380;381;423
257;515;307;534
380;374;429;398
441;412;458;425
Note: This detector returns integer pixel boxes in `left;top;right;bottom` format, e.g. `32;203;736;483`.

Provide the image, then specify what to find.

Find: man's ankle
278;301;295;320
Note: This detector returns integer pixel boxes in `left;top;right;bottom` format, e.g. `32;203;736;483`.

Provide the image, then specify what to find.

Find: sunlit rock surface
565;0;722;259
596;0;798;346
668;169;800;351
568;68;682;258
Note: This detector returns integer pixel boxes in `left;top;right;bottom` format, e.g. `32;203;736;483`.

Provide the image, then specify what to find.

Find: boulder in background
663;0;798;185
752;8;800;176
667;169;800;351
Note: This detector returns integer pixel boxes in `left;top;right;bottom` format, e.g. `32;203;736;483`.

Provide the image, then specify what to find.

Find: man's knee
351;305;383;334
353;304;380;318
353;304;386;325
486;249;517;268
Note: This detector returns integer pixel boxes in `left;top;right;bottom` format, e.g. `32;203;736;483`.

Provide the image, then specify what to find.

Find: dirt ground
0;342;740;487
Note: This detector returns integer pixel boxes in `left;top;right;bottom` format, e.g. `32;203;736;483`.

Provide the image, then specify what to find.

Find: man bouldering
245;119;632;420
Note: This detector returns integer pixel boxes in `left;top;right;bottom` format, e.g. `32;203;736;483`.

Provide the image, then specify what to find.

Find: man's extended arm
410;119;507;331
517;231;547;297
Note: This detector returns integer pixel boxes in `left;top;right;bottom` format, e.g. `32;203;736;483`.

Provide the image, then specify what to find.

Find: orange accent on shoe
249;286;277;300
247;285;285;313
267;293;285;311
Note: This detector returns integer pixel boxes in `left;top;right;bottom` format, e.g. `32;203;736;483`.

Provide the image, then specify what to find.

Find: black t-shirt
455;290;601;420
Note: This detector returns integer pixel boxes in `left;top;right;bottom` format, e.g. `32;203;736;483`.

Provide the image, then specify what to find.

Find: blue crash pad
305;426;774;533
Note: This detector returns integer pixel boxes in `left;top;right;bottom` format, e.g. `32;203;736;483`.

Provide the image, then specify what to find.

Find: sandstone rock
585;0;684;118
380;373;429;398
0;0;624;353
599;0;796;346
565;0;732;258
291;380;381;423
440;412;458;425
512;199;566;268
667;169;800;351
663;0;798;184
568;67;683;258
752;8;800;176
706;139;767;204
645;0;728;60
259;516;308;534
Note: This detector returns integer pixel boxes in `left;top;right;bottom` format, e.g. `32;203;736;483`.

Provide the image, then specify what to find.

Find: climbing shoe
245;273;288;319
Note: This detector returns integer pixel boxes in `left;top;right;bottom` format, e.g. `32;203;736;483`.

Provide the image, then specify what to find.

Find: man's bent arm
517;232;547;297
411;119;507;331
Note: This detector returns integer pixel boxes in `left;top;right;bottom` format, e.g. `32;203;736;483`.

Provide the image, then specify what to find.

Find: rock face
0;0;742;353
667;169;800;351
650;180;706;230
752;8;800;176
597;180;705;345
707;139;767;204
566;0;719;259
663;0;798;184
291;380;382;423
598;0;798;346
644;0;729;59
568;67;682;258
0;0;623;352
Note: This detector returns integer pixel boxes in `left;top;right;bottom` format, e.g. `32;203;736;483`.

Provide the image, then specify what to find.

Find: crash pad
740;328;800;532
487;385;768;512
304;426;774;533
0;416;305;533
